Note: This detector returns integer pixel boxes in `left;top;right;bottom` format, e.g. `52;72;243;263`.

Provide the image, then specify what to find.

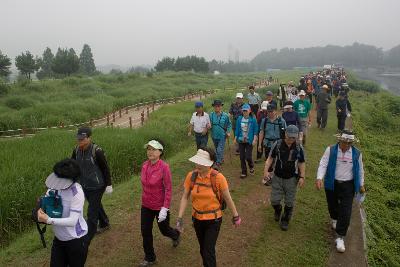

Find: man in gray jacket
316;84;331;129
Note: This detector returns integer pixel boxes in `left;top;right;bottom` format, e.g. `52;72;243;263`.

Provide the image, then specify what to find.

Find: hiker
37;159;88;267
258;103;287;160
282;101;301;131
247;85;262;115
277;83;287;109
293;90;312;145
234;103;258;178
210;100;232;168
287;81;299;102
71;127;112;245
139;139;180;266
265;90;278;108
306;79;314;104
255;101;269;162
262;125;305;231
315;130;365;253
229;93;244;155
336;91;352;132
188;101;211;150
316;85;331;129
176;148;241;267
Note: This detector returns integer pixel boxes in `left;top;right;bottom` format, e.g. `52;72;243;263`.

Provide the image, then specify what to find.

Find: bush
0;81;10;95
5;97;34;110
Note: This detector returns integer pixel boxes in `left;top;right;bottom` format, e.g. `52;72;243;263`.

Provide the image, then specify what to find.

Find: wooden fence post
112;113;116;122
141;111;145;125
107;114;110;126
129;117;132;129
147;106;150;117
119;110;122;118
152;102;155;111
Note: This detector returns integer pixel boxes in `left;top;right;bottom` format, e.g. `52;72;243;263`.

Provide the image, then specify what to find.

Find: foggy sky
1;0;400;67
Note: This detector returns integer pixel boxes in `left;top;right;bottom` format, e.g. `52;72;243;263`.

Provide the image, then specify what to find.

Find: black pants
193;217;222;267
307;93;313;104
239;142;254;175
325;180;355;237
317;108;328;129
83;188;109;245
50;236;88;267
337;115;346;131
141;206;180;262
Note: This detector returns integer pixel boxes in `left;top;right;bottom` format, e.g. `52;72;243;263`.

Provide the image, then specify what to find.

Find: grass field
0;72;266;131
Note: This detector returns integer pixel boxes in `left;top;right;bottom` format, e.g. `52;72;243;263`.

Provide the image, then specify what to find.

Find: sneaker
139;260;156;266
172;234;180;248
331;219;337;230
335;237;345;253
96;225;110;234
240;173;247;179
280;220;289;231
249;168;255;175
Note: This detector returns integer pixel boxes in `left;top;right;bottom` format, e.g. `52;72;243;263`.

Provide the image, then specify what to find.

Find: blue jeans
195;133;208;150
212;138;225;164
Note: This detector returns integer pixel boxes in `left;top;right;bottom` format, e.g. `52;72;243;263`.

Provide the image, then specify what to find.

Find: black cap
267;103;277;111
77;127;92;140
212;99;224;106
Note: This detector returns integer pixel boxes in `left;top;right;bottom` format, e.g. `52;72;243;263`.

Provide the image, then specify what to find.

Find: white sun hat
236;92;244;98
189;149;214;167
261;101;269;110
144;140;164;150
298;90;306;96
45;172;74;190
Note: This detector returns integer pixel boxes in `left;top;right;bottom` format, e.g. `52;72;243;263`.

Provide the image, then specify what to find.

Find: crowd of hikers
33;67;366;267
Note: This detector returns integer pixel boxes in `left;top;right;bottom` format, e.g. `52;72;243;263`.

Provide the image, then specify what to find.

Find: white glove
158;207;169;223
347;113;351;118
105;185;113;194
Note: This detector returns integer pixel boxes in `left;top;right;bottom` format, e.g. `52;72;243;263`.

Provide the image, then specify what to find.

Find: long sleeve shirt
247;92;262;105
317;146;365;186
141;159;172;210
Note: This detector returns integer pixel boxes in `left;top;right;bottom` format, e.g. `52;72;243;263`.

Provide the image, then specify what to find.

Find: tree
79;44;96;75
52;48;80;76
15;51;39;80
0;50;12;78
154;57;175;72
36;47;54;80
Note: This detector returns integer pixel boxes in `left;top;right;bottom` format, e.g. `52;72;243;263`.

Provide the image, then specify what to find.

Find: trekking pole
226;135;233;165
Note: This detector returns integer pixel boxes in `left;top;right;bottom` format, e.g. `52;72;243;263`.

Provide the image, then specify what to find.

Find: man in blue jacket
210;99;232;168
234;104;258;178
316;130;365;253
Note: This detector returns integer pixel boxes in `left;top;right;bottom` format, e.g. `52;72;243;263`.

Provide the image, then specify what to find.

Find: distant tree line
154;55;209;72
154;42;400;73
0;44;97;82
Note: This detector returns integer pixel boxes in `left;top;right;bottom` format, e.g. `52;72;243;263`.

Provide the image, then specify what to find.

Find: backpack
211;112;229;134
189;170;227;218
31;190;63;248
264;116;286;140
272;139;303;178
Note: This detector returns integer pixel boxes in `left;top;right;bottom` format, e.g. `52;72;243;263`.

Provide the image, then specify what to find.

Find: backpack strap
209;170;222;204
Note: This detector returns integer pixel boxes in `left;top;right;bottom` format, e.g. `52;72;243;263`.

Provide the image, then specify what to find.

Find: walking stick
226;134;233;165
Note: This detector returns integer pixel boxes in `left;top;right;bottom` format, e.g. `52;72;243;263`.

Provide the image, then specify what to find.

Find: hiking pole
226;135;233;165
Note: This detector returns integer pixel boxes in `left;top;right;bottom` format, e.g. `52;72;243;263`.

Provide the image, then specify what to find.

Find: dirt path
327;203;368;267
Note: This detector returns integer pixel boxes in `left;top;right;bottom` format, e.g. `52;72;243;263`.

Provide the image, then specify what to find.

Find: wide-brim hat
45;172;74;190
189;149;214;167
335;132;359;143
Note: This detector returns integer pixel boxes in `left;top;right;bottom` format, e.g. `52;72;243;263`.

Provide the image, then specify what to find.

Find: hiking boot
96;225;110;234
331;219;337;230
249;168;255;175
272;205;282;222
172;233;180;248
335;237;345;253
240;173;247;179
139;260;156;266
280;206;293;231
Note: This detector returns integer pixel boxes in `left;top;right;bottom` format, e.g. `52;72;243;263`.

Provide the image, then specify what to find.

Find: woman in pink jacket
139;139;180;267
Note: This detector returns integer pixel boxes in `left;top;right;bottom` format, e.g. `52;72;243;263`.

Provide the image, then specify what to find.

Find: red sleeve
162;162;173;208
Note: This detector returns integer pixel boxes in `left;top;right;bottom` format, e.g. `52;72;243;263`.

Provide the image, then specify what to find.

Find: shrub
5;97;34;110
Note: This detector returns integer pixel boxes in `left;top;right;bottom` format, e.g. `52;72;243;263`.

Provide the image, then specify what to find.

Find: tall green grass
351;90;400;266
0;72;265;131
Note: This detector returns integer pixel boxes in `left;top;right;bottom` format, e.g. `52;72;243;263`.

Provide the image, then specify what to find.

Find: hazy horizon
2;0;400;67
